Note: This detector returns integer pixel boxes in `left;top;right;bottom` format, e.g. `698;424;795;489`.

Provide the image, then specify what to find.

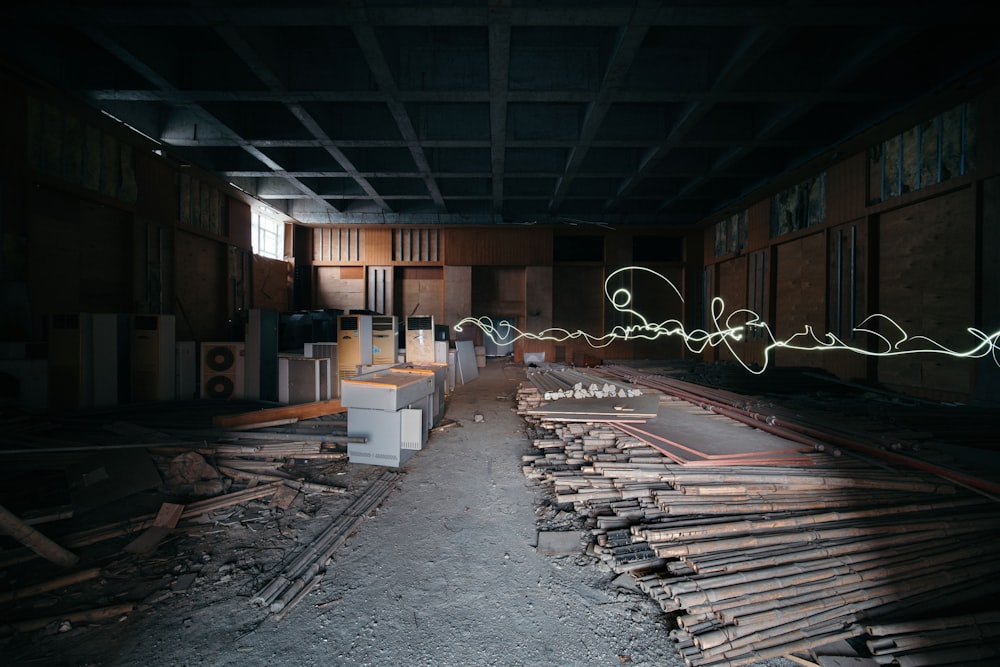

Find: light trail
453;266;1000;374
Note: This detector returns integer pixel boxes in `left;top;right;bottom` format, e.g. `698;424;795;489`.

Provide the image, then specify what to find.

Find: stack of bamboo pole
514;376;1000;667
250;470;400;616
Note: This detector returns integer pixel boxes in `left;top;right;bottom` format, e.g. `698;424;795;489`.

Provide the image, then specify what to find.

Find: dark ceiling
2;2;998;228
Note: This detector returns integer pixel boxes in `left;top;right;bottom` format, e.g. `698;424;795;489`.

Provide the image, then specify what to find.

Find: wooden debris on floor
0;400;392;642
516;364;1000;667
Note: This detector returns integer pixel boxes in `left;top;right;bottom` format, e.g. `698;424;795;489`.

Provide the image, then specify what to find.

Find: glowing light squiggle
453;266;1000;374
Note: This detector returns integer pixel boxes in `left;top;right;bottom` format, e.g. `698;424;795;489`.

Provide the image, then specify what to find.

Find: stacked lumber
516;377;1000;667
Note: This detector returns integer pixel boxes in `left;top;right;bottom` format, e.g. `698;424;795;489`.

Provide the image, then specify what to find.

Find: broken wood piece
282;479;348;494
270;484;300;510
217;465;297;484
123;502;185;554
0;567;102;605
0;484;283;569
228;418;299;431
0;503;79;567
9;602;136;633
431;418;462;432
212;400;345;429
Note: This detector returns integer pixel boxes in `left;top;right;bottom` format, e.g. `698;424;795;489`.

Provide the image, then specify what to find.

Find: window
867;100;976;204
253;208;285;260
770;172;826;238
714;210;747;256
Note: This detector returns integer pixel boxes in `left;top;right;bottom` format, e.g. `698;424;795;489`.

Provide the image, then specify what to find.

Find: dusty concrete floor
1;359;801;667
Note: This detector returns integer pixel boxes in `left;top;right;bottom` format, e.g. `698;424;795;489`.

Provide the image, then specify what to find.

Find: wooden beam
211;399;345;429
0;504;79;567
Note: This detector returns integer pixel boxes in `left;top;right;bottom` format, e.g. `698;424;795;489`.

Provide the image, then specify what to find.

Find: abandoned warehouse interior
1;3;1000;666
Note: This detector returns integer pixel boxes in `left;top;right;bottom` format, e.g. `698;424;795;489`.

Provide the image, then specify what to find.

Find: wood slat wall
444;228;552;266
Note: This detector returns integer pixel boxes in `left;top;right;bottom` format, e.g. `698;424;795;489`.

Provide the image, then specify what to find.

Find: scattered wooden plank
0;567;102;605
211;400;345;429
9;602;136;633
0;503;79;567
123;502;185;554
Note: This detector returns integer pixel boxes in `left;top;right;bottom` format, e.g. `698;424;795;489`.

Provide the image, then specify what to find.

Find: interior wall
552;265;606;361
877;187;977;400
27;186;132;325
773;232;827;368
314;266;365;312
173;230;231;342
397;266;444;329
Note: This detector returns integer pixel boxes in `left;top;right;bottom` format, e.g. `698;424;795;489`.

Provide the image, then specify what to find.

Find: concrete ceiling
1;2;998;228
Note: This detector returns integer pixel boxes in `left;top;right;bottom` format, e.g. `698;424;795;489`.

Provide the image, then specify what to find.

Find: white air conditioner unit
131;314;176;402
405;315;435;364
372;315;398;365
47;312;94;412
278;355;331;404
304;341;339;397
200;342;245;399
337;314;373;385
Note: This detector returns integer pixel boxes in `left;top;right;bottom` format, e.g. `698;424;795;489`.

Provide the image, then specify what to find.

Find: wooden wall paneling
313;226;366;263
251;255;292;312
365;227;393;265
395;227;441;263
471;266;525;359
625;265;686;360
398;266;444;327
472;266;525;317
524;266;553;362
553;265;606;361
314;266;365;312
445;266;472;341
444;228;551;265
826;153;868;224
877;187;976;398
367;266;393;315
774;233;826;368
173;230;229;342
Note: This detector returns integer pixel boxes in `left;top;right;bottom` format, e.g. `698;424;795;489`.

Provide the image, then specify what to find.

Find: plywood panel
314;266;365;312
365;227;393;264
826;153;867;224
251;255;292;312
173;230;229;341
878;187;976;397
398;266;444;327
444;265;472;340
